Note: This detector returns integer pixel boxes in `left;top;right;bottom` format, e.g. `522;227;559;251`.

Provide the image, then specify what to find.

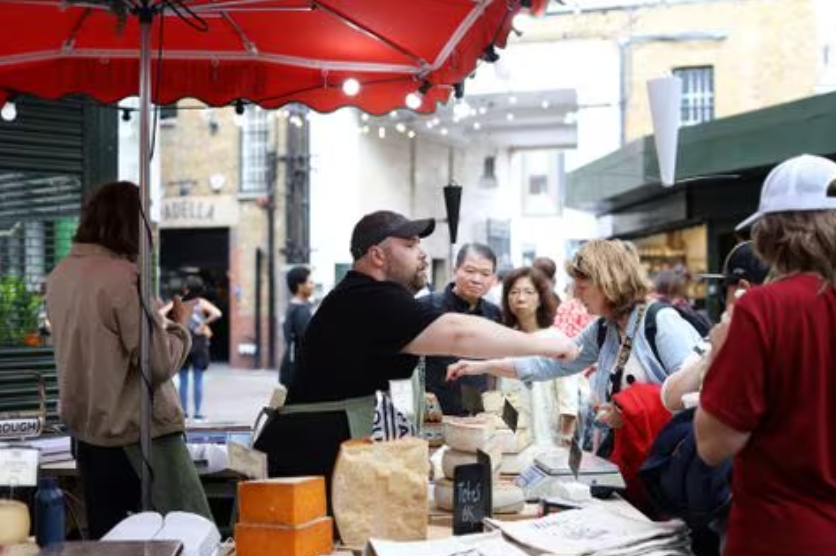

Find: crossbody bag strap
608;304;647;401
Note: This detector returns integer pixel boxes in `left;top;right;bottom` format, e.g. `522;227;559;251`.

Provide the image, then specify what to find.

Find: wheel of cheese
492;426;533;454
442;415;495;453
0;499;30;545
441;447;502;480
432;479;525;514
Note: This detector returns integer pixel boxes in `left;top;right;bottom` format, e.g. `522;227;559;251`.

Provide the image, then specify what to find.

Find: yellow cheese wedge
238;476;326;527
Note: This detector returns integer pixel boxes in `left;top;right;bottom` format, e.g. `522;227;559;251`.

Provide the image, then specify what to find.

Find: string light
342;78;360;96
121;108;132;122
1;101;17;122
405;93;422;110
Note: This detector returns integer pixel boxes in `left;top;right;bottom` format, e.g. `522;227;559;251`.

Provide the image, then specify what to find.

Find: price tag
460;385;484;416
453;462;489;535
502;399;519;433
569;432;583;480
0;446;39;487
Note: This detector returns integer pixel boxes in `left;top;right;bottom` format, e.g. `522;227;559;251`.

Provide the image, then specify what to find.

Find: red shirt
701;274;836;556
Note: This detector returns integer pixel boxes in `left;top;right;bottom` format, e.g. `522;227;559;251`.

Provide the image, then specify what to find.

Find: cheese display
332;437;429;548
238;477;326;526
433;478;525;514
492;426;533;455
442;415;495;453
0;500;30;545
235;516;333;556
441;447;501;480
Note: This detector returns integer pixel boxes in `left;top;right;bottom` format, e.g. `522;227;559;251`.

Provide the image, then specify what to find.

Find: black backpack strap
644;302;665;364
595;317;607;350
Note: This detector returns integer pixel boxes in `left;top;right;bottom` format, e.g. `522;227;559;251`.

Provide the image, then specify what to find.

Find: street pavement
178;364;279;426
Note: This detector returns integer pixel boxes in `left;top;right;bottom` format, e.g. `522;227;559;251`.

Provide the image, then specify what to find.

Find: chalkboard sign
453;462;490;535
502;398;519;433
460;384;484;416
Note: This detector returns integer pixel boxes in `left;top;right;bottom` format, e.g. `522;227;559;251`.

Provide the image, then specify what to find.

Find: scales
515;448;626;502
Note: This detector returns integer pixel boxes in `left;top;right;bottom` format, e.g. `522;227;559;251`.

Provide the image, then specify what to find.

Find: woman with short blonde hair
449;238;701;446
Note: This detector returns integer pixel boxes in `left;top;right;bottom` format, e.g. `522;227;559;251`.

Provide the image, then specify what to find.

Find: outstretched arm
403;312;578;361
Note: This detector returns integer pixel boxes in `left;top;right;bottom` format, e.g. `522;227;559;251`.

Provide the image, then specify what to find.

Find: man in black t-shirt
279;265;314;386
254;210;579;495
421;243;502;415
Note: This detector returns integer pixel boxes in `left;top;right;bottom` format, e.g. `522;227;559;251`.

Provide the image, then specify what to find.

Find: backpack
595;301;706;364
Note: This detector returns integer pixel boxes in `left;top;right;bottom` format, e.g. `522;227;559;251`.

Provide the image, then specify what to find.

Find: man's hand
169;296;197;328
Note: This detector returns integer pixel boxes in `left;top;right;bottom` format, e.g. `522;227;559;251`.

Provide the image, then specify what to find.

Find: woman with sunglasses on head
448;239;702;508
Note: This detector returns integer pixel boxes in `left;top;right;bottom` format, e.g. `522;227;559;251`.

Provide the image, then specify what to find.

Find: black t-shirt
420;283;502;415
286;271;443;404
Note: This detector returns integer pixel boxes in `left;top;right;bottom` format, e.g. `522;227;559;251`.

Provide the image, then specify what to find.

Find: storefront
0;96;117;421
566;90;836;317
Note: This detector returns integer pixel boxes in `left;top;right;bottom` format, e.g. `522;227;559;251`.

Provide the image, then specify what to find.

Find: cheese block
441;447;502;480
238;476;326;526
492;427;533;454
498;444;540;475
235;516;333;556
433;479;525;514
442;415;495;453
332;437;428;548
0;500;30;545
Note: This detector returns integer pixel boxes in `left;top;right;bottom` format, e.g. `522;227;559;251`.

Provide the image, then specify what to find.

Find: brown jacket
46;243;191;446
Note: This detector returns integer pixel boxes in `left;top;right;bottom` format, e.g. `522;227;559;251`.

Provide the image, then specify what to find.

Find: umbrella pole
138;6;154;512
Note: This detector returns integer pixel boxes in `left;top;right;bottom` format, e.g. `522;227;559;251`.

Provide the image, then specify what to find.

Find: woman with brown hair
695;154;836;556
46;181;211;538
499;266;579;446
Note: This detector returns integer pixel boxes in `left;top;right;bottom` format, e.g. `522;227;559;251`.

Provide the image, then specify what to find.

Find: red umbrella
0;0;544;113
0;0;544;509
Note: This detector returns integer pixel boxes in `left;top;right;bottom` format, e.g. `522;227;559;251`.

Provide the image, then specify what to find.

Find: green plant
0;275;43;347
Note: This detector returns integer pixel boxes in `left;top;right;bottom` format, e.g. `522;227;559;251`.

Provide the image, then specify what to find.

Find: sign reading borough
160;195;240;228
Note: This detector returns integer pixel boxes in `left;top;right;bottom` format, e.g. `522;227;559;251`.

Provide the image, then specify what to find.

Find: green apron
278;394;377;439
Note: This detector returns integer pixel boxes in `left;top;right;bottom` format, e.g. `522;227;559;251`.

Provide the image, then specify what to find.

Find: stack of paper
486;507;690;556
364;531;532;556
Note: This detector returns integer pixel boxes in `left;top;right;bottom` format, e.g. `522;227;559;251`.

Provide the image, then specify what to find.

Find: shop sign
160;195;239;228
0;417;43;440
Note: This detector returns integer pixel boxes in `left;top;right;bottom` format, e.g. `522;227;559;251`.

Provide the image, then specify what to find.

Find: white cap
737;154;836;230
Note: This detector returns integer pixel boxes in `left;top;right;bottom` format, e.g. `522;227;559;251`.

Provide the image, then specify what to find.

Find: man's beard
386;260;427;294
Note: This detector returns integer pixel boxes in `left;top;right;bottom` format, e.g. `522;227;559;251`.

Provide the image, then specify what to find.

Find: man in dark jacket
420;243;501;415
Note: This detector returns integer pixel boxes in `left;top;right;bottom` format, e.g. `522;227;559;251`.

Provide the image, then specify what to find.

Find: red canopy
0;0;545;113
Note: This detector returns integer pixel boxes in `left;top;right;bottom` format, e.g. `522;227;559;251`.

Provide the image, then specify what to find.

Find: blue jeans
178;366;206;417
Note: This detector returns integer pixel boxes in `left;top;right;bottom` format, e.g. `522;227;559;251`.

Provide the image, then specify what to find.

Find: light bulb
405;93;422;110
407;130;416;139
342;78;360;96
396;123;406;133
378;126;386;139
1;101;17;122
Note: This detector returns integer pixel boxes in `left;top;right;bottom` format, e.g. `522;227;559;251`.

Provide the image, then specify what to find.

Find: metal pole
266;151;278;370
138;5;154;511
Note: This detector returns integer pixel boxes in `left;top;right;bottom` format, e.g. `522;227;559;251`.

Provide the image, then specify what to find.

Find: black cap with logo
699;241;770;287
350;210;436;260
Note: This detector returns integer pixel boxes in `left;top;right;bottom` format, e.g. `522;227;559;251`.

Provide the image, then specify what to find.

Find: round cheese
432;479;525;514
0;499;30;545
442;415;495;453
441;448;502;480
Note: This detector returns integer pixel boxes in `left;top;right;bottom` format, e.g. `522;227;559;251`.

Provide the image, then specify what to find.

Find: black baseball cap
350;210;436;260
699;241;770;286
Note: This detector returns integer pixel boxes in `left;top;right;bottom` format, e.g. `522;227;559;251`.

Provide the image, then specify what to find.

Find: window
673;66;714;126
240;107;269;193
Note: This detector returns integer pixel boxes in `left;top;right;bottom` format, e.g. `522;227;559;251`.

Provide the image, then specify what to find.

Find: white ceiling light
342;78;361;96
396;122;406;133
407;130;416;139
405;93;423;110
